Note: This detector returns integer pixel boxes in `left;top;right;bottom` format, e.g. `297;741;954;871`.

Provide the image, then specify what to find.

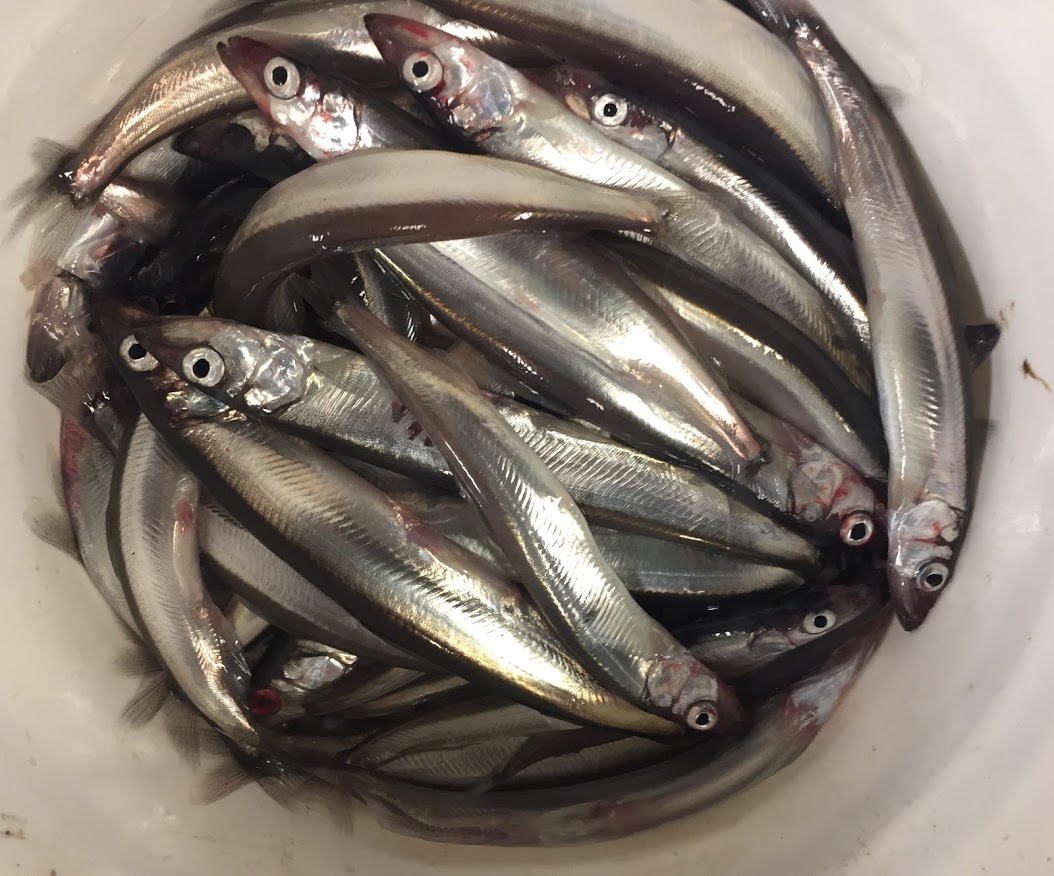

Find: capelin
887;498;963;631
779;606;892;741
26;274;93;384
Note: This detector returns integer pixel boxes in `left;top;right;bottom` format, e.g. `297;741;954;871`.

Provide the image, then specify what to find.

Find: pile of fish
21;0;992;847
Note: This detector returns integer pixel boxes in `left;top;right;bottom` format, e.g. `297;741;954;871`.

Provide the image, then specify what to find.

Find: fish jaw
365;13;515;141
887;497;964;631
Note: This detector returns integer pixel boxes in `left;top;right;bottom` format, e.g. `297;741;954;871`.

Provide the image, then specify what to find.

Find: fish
348;674;471;719
366;16;873;398
500;734;676;790
303;664;427;721
335;617;888;845
96;302;676;737
215;39;760;473
173;109;315;183
418;0;841;211
375;737;532;790
679;580;886;685
211;150;664;325
132;176;271;316
248;636;366;727
224;596;272;647
108;414;260;750
198;496;432;668
390;487;806;600
20;140;211;290
747;0;971;630
616;243;886;480
350;696;580;768
534;64;869;353
58;416;138;633
26;275;129;452
323;293;741;729
377;235;760;477
308;253;430;343
48;0;540;203
129;315;818;565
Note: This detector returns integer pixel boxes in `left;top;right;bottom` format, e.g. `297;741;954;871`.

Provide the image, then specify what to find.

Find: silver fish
376;737;529;789
224;597;271;647
325;295;740;730
390;487;805;600
56;0;538;202
99;303;675;737
378;235;760;477
339;620;888;845
503;734;675;789
536;64;869;354
198;497;431;668
748;0;971;629
212;150;663;324
349;674;471;719
621;245;886;480
248;637;365;727
351;697;579;768
58;416;138;632
216;40;760;474
108;414;259;750
305;664;427;720
366;16;872;397
680;581;886;682
131;316;817;565
419;0;840;206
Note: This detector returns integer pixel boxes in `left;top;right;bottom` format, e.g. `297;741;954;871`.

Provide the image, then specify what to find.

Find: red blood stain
175;500;197;532
247;687;282;716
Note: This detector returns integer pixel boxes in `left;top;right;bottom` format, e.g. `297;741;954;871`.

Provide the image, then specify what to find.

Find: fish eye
264;56;300;100
803;609;837;635
686;700;719;732
592;93;630;127
182;347;226;387
119;335;158;372
402;51;443;92
916;561;950;592
839;511;875;547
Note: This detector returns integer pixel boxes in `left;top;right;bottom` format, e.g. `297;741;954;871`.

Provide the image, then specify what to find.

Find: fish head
365;14;520;143
777;607;891;742
685;578;886;678
132;316;311;415
93;297;226;428
218;37;363;161
535;66;674;162
787;455;880;547
887;497;965;630
26;274;93;383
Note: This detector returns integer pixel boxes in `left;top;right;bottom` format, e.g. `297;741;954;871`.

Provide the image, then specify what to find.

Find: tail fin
5;139;78;242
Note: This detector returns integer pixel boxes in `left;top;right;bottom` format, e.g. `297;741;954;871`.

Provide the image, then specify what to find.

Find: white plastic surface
2;0;1053;872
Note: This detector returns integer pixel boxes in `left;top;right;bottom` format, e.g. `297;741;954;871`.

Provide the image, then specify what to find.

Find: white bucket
2;0;1053;872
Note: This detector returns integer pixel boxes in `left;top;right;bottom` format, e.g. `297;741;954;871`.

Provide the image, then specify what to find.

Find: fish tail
5;139;79;242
